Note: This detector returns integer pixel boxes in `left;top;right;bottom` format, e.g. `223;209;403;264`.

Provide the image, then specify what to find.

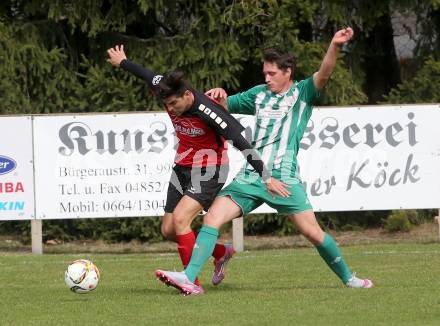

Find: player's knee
203;212;215;225
172;211;191;230
203;211;222;229
160;223;175;240
301;228;324;245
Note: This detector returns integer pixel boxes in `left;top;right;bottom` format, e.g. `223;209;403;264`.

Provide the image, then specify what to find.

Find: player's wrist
262;173;271;183
329;41;341;49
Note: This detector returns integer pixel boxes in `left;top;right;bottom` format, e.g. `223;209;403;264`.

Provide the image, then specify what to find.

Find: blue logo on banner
0;155;17;175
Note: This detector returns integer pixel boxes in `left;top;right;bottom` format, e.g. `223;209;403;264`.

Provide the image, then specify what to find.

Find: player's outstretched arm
232;141;291;198
107;44;162;90
195;95;289;197
314;27;354;90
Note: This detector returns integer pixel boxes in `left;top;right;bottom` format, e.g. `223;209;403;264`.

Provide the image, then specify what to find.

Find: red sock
212;243;226;260
193;231;226;260
177;231;200;286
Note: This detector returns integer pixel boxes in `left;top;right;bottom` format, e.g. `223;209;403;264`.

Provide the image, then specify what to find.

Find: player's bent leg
156;213;205;292
162;166;185;240
288;209;324;245
172;195;203;235
155;196;244;293
204;196;242;229
174;197;240;288
290;210;373;288
154;225;217;295
203;196;242;285
171;196;203;284
172;196;236;286
161;212;177;242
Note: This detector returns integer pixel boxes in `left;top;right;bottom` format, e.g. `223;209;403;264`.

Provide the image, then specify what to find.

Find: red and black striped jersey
167;103;229;167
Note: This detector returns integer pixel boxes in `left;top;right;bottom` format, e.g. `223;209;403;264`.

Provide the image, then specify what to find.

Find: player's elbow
313;72;329;90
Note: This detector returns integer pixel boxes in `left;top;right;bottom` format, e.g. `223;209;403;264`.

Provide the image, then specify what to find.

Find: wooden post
435;210;440;243
31;220;43;255
232;217;244;252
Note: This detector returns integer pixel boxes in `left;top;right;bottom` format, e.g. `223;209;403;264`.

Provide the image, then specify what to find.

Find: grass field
1;243;440;325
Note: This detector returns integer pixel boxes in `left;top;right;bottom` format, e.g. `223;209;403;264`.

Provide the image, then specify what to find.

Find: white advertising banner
32;105;440;219
0;116;35;220
33;113;175;219
297;105;440;211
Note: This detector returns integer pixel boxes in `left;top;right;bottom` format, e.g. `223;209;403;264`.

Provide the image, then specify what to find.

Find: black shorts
164;164;229;213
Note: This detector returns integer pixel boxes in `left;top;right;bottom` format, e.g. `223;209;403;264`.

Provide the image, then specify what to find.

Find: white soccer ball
64;259;100;294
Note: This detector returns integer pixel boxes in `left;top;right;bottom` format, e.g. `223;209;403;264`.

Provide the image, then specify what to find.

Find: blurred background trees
1;0;439;115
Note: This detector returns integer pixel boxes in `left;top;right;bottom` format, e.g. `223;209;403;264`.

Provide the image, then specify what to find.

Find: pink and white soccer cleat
346;273;374;288
155;270;204;296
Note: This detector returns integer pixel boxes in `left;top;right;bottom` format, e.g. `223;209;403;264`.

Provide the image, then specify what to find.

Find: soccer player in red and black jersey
107;45;289;288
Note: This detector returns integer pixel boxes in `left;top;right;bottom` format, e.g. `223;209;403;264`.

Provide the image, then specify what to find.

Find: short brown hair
263;48;295;80
158;71;191;99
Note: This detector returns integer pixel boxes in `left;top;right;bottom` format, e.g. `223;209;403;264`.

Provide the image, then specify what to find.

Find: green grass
1;243;440;325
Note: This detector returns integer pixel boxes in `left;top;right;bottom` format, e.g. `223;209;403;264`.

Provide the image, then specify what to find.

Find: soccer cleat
346;273;374;288
212;244;235;286
155;270;204;296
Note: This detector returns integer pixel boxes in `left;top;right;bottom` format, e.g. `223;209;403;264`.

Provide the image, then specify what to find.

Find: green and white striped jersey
227;76;319;178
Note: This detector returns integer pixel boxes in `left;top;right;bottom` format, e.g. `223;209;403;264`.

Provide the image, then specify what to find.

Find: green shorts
219;170;312;216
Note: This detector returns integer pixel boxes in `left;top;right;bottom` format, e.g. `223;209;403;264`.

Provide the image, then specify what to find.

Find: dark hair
263;48;295;80
158;71;191;99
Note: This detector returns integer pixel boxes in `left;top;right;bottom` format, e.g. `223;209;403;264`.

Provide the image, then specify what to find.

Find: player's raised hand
331;27;354;45
206;88;228;109
107;44;127;67
265;177;291;198
206;88;227;102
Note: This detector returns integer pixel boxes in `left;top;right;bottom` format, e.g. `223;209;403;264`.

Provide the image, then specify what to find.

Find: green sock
316;233;352;284
185;225;219;283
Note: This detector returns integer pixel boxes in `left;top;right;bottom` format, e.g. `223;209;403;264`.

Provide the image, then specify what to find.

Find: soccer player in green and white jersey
156;27;373;295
